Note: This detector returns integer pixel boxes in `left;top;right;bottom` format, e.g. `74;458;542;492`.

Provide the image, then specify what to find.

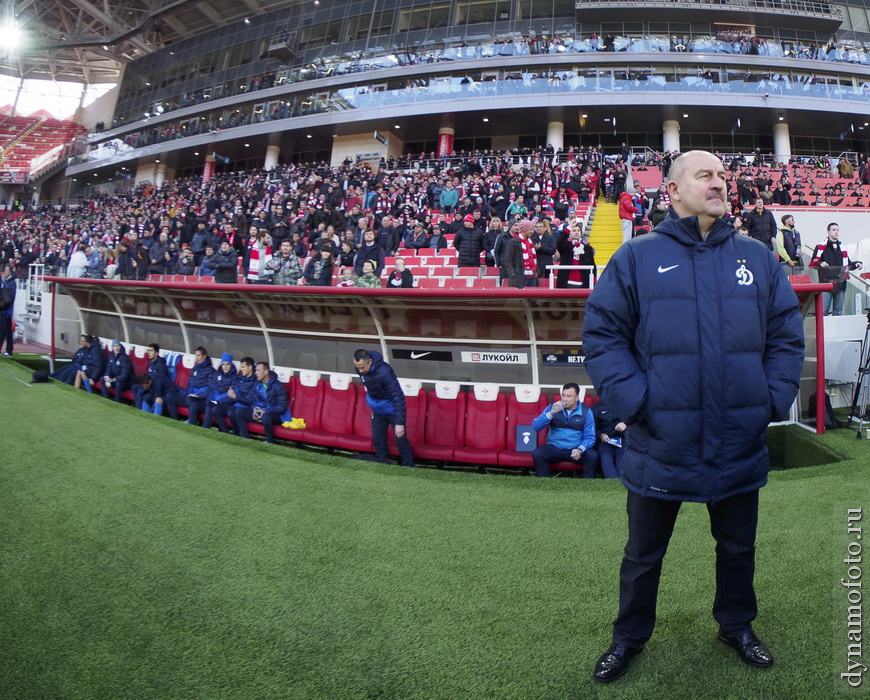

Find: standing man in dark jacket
212;239;239;283
743;198;777;251
583;151;804;682
0;264;15;356
100;340;133;402
808;222;863;316
353;229;385;277
774;214;804;276
353;349;414;467
453;215;484;268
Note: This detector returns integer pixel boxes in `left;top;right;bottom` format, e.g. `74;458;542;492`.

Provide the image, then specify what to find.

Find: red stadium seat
333;379;373;452
416;381;466;461
453;383;507;464
498;385;549;467
301;374;358;447
281;370;326;442
388;378;427;458
171;352;196;418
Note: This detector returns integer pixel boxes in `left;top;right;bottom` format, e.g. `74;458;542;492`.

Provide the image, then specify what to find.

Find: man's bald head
666;151;727;235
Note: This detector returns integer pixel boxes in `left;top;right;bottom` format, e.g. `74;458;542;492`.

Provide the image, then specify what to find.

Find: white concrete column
265;145;280;170
546;121;565;153
154;163;167;188
663;120;680;153
773;122;791;163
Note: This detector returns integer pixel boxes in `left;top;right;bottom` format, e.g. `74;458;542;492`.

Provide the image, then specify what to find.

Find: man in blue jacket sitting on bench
531;382;598;478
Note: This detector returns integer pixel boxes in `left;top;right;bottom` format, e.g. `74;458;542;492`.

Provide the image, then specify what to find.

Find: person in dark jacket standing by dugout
742;198;777;251
100;340;133;402
0;264;15;356
583;151;804;683
353;349;414;467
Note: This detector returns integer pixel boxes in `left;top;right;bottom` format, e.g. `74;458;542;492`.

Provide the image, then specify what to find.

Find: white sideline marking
0;367;37;387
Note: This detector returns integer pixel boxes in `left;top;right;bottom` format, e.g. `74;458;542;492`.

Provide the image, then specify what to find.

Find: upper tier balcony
574;0;842;30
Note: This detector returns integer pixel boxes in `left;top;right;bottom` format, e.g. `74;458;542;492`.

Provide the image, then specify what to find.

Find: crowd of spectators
2;146;868;292
1;145;619;288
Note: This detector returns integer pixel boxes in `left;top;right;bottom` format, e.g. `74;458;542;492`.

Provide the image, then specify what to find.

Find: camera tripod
848;309;870;439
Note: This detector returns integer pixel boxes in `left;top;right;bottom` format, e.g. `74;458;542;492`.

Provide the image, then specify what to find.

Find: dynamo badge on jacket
736;259;754;286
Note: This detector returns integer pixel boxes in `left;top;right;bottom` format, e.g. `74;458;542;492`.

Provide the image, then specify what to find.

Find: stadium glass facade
71;0;870;185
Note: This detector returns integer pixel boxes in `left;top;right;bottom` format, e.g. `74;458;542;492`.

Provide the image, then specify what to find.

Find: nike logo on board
410;352;432;359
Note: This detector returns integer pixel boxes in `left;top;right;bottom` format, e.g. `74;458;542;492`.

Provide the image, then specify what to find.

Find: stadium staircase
586;202;622;268
0;117;46;162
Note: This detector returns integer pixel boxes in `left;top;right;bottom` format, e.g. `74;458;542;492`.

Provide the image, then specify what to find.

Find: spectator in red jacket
618;191;638;244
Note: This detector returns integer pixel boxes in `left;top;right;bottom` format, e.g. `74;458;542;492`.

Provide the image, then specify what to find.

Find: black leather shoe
593;642;644;683
718;630;774;667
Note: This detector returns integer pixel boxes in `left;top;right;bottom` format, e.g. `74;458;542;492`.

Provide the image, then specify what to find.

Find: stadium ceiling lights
3;18;23;52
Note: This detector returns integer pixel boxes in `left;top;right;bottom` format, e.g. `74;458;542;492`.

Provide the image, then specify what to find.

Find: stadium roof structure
3;0;301;84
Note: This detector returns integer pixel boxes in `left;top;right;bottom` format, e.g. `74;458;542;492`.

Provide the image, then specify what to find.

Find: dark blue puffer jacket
209;365;237;403
582;210;805;503
81;339;106;379
104;346;133;383
186;357;215;397
250;370;288;414
232;372;257;408
355;350;406;424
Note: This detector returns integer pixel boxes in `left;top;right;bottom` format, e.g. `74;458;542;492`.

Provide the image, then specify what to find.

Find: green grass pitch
1;358;868;699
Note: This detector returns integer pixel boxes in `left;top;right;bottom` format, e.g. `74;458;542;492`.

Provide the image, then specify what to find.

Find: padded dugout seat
333;379;374;452
278;370;325;443
453;383;507;464
388;378;427;458
171;353;197;418
303;374;358;447
415;381;466;461
498;385;549;467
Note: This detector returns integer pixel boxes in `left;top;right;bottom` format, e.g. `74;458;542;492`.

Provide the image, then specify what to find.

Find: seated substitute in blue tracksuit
100;340;133;402
75;335;105;393
133;343;169;408
164;347;215;423
51;334;90;384
137;371;181;415
230;361;288;443
201;353;238;433
213;356;256;434
531;382;599;478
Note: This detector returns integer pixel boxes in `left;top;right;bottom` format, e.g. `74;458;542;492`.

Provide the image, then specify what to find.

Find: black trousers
0;314;12;353
613;488;759;646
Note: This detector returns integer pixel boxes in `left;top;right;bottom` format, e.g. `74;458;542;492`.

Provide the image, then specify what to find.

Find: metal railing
575;0;841;17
